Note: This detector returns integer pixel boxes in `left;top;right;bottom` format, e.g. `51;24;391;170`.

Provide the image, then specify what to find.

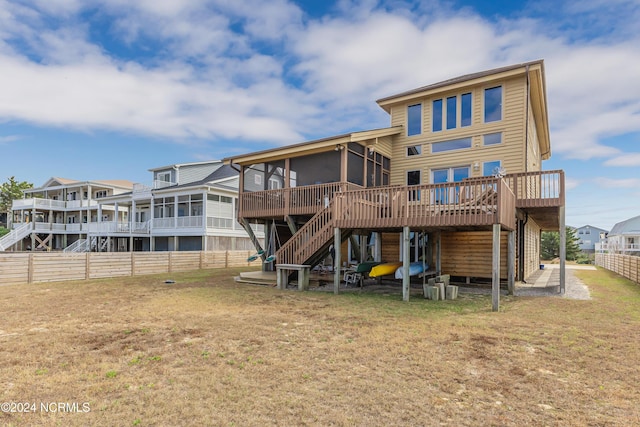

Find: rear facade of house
226;60;565;286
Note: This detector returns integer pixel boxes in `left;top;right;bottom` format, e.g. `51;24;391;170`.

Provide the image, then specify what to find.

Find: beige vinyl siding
526;98;542;171
524;218;542;280
388;76;528;185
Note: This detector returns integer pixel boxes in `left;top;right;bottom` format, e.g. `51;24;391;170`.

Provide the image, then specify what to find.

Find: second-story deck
239;170;564;231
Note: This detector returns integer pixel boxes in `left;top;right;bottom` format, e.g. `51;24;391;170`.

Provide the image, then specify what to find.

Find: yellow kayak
369;262;403;278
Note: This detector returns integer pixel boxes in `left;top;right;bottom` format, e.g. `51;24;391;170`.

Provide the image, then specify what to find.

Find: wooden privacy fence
596;253;640;285
0;251;261;286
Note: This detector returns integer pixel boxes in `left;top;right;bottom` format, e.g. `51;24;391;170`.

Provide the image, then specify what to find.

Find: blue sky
1;0;639;230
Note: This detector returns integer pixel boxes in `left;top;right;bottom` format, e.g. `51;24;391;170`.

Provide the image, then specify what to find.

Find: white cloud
604;153;640;167
0;0;639;157
0;134;22;144
593;177;640;189
564;177;580;191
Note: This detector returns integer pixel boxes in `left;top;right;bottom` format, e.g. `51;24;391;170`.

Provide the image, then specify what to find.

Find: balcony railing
12;198;66;210
238;171;564;223
333;177;516;230
153;216;203;229
503;170;565;208
11;197;103;210
240;182;362;218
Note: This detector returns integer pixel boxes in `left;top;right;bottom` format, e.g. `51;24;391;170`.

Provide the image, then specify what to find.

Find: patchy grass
1;266;639;426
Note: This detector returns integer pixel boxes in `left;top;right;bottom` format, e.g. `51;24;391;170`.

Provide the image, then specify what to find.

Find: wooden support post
559;205;566;294
168;252;173;273
373;232;382;262
285;215;298;236
86;253;90;280
333;227;341;295
402;226;410;302
508;230;515;295
131;252;135;276
492;224;501;312
435;231;441;275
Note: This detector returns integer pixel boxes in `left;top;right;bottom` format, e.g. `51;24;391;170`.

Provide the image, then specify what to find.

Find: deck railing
276;202;335;266
334;177;515;230
239;171;564;222
240;182;362;218
503;170;564;208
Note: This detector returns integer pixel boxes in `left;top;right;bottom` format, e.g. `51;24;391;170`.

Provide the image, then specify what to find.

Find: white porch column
150;197;155;251
174;195;178;229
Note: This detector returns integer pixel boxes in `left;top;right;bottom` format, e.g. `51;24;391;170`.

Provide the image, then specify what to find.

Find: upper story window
95;190;108;199
446;96;457;129
483;132;502;146
484;86;502;122
407;145;421;156
157;171;171;182
432;99;442;132
431;137;472;153
434;92;472;131
461;93;472;126
407;104;422;136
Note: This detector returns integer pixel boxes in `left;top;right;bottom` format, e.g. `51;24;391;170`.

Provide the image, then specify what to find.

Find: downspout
524;64;530;172
519;213;528;282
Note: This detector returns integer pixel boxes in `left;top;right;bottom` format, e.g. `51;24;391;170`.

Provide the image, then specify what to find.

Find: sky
0;0;639;231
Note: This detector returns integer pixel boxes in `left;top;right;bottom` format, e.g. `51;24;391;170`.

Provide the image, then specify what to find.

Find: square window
407;104;422;136
483;132;502;145
483;160;501;177
407;145;421;156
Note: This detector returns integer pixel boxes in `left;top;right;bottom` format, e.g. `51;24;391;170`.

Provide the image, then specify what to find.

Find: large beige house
224;60;566;309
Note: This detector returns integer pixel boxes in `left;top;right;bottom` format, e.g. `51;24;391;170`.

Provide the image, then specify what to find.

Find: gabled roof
376;59;544;106
148;160;222;172
376;59;551;160
223;126;403;166
609;215;640;236
30;177;134;191
154;164;239;192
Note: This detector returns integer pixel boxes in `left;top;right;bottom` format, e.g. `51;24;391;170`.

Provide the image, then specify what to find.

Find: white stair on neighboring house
63;239;88;253
0;223;33;251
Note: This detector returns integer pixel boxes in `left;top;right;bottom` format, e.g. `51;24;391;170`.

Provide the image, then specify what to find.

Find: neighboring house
224;59;567;295
574;225;608;253
92;160;263;252
600;215;640;254
1;161;264;253
3;177;133;251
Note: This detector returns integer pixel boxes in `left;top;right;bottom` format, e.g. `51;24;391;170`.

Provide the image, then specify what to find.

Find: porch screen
289;151;340;187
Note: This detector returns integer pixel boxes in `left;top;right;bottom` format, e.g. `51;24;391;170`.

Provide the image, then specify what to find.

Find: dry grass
1;267;639;426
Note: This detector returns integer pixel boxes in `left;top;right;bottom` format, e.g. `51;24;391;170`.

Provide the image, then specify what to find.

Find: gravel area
515;264;592;300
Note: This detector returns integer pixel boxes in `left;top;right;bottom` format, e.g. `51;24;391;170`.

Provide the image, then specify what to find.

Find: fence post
225;250;229;268
199;251;204;270
131;252;135;276
85;253;90;280
168;252;173;273
28;253;34;284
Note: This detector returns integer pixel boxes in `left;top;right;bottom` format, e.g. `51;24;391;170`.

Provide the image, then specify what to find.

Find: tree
541;227;581;261
0;176;33;226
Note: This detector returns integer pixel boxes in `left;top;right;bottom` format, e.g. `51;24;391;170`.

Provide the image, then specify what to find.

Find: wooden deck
239;171;564;230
